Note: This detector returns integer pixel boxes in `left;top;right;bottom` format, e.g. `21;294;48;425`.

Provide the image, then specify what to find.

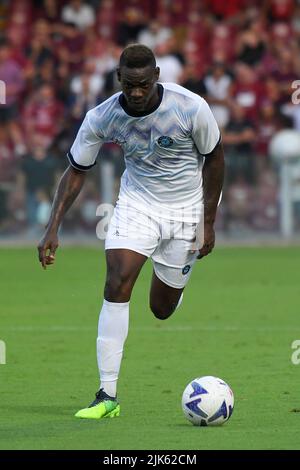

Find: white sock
97;299;129;398
176;293;184;310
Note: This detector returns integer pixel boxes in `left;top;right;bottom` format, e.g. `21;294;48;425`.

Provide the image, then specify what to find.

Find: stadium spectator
180;63;207;96
264;0;295;22
35;0;61;26
264;76;283;107
33;58;56;88
251;170;279;231
25;19;53;68
223;103;256;184
203;61;232;129
79;179;100;231
20;135;58;229
231;62;265;122
96;0;117;40
23;82;64;150
0;125;19;229
6;0;32;52
87;42;123;97
225;175;254;232
137;20;172;50
255;101;282;165
55;22;86;74
273;47;298;99
0;39;26;156
208;0;245;20
86;40;120;80
0;41;26;155
210;23;236;65
61;0;96;31
292;3;300;37
155;40;183;83
116;6;145;46
236;18;267;66
69;62;104;134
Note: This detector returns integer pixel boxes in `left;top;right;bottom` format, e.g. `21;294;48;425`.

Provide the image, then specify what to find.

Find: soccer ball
182;376;234;426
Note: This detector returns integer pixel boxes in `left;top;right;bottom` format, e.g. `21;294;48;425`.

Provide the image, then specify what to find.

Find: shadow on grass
4;404;77;416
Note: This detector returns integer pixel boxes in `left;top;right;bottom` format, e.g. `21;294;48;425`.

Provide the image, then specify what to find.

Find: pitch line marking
2;325;300;332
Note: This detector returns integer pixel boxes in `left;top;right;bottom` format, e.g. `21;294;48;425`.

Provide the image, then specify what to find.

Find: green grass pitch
0;246;300;450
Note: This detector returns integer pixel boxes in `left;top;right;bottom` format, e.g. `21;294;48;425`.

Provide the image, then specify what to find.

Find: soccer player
38;44;224;419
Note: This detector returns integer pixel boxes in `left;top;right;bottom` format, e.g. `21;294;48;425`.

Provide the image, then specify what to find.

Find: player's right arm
38;165;86;269
38;109;103;269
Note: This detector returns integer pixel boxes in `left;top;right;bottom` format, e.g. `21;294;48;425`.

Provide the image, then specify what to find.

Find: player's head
117;44;160;113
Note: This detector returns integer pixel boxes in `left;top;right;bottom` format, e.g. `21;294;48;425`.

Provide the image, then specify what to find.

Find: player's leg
104;248;147;302
75;198;159;419
150;271;184;320
75;248;147;419
149;218;201;320
97;248;147;396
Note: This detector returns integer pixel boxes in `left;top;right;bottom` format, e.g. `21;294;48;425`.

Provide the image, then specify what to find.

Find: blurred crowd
0;0;300;236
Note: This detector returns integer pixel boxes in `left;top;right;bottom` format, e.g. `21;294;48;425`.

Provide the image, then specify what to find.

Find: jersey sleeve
67;111;103;171
192;99;221;156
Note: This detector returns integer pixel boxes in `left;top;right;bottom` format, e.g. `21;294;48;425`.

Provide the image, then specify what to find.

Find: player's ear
155;66;160;81
116;67;121;82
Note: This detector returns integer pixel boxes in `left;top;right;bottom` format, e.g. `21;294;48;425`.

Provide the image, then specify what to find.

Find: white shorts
105;202;204;289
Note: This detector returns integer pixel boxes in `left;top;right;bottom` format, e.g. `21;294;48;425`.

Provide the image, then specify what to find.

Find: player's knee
150;301;175;320
104;270;133;301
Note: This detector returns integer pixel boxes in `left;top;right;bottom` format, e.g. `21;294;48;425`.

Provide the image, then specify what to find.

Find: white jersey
68;83;220;222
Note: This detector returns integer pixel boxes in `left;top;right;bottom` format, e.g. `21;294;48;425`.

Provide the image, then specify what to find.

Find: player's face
118;66;160;113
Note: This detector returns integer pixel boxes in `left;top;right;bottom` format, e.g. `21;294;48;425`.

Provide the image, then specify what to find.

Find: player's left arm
191;99;225;259
199;141;224;259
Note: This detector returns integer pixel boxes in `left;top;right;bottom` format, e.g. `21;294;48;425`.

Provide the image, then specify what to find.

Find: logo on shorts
182;265;191;275
158;136;174;148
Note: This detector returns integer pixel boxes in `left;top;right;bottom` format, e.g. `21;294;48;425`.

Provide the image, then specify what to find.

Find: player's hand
37;231;59;269
197;223;215;259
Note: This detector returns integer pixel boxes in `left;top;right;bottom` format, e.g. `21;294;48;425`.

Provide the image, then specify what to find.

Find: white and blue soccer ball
182;376;234;426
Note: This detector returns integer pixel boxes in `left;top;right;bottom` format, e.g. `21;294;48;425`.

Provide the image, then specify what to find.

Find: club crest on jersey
182;265;191;275
158;136;174;148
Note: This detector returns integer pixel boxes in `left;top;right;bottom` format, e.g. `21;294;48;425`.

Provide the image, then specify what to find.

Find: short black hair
119;44;156;69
